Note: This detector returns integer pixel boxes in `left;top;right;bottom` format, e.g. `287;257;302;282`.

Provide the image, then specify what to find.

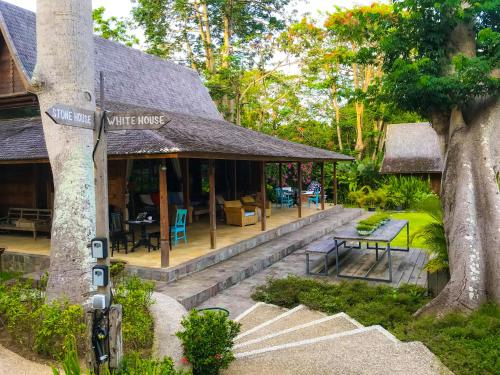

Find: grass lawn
388;211;434;249
253;277;500;375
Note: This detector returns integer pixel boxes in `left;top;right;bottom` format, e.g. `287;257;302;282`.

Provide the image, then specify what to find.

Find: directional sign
46;104;95;129
106;111;171;131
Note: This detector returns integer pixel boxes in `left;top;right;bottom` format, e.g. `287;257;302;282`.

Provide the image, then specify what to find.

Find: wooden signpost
106;112;170;131
46;104;95;129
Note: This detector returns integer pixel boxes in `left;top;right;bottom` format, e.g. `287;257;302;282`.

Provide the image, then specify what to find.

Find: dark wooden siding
0;34;25;96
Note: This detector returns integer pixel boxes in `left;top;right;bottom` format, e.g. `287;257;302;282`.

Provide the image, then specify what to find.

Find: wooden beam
297;162;302;218
321;162;325;210
182;159;190;225
233;160;237;200
279;162;283;189
260;161;267;231
159;160;170;267
209;160;216;249
333;162;338;205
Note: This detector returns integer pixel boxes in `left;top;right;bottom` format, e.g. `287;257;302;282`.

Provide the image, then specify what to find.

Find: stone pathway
0;345;52;375
156;208;363;310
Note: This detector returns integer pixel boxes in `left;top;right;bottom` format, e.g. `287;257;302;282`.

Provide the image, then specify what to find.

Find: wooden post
260;161;267;231
109;305;123;369
297;162;302;218
233;160;237;200
321;162;325;210
279;162;283;189
159;160;170;267
333;161;338;205
209;160;216;249
182;159;190;225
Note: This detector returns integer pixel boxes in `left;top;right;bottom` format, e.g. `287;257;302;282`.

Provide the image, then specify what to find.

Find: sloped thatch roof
0;1;352;163
381;123;443;174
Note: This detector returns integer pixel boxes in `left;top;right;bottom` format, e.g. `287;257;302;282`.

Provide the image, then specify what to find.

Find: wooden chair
171;209;188;246
275;188;293;208
307;190;320;209
110;212;135;256
241;195;271;217
223;200;258;227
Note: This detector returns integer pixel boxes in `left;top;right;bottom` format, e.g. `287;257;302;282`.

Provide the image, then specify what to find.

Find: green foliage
110;260;127;285
176;310;240;375
92;7;139;47
356;213;390;234
393;303;500;375
252;277;428;330
382;175;434;209
412;196;448;272
116;352;187;375
348;185;387;208
0;278;85;359
51;336;92;375
114;276;155;353
0;270;20;282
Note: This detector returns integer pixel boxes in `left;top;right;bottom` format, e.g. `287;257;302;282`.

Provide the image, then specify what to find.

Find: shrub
176;310;240;375
252;277;428;329
116;352;187;375
114;276;155;353
382;176;434;209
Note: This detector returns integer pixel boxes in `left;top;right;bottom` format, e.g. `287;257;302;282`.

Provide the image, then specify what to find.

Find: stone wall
0;251;50;274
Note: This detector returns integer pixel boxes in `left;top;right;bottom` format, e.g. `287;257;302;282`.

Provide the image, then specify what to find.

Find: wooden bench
305;238;346;276
0;208;52;240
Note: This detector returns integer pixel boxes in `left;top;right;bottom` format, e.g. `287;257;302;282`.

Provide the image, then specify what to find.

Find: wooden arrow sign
105;111;171;131
46;104;95;129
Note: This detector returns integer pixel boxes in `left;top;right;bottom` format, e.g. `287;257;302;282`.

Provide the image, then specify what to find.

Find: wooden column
159;160;170;267
182;159;190;225
279;162;283;188
233;160;237;200
333;161;338;205
321;162;325;210
209;160;216;249
297;162;302;218
260;161;267;231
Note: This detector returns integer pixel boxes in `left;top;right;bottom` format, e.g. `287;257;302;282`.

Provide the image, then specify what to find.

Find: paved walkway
0;345;52;375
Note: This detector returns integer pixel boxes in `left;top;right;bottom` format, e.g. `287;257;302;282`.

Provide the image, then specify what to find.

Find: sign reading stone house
46;104;95;129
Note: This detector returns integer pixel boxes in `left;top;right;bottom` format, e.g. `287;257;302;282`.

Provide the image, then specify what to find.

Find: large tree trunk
33;0;96;304
419;99;500;315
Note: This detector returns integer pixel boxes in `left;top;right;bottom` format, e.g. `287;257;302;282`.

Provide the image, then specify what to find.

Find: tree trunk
33;0;96;303
418;99;500;315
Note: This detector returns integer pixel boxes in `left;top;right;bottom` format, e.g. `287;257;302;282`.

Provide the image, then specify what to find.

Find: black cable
92;111;107;166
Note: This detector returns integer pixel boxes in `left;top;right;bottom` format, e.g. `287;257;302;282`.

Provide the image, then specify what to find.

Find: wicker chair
223;200;258;227
241;195;272;218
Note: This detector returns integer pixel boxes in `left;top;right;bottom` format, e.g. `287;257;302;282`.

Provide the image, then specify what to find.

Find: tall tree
382;0;499;314
93;6;139;47
132;0;292;120
31;0;96;303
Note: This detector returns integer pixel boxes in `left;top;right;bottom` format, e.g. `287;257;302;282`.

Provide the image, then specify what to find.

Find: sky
4;0;376;20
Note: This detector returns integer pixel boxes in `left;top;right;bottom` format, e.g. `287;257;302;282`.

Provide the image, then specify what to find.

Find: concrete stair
225;303;451;375
157;207;363;310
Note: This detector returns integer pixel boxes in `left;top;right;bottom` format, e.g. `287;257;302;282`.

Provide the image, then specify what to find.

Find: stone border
0;250;50;274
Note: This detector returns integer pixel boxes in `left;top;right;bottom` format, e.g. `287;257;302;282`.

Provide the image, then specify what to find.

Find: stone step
235;305;327;343
157;208;363;310
235;302;289;334
234;313;362;353
225;326;449;375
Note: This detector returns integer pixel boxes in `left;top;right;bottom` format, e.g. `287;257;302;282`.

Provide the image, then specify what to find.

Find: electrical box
92;293;110;310
91;238;108;259
92;265;109;287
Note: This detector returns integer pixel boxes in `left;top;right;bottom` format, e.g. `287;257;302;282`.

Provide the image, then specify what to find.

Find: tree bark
33;0;96;303
418;99;500;315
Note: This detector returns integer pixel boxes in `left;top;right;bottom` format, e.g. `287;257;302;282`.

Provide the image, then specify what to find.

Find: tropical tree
31;0;96;303
381;0;499;314
93;6;139;47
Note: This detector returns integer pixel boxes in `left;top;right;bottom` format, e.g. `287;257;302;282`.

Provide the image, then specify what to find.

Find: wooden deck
332;246;428;287
0;204;333;269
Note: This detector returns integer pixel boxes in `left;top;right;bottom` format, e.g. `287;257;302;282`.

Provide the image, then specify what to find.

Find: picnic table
332;219;409;282
126;220;157;251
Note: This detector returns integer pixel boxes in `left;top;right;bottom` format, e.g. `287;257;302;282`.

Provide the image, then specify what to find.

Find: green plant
176;310;240;375
110;260;127;284
116;352;187;375
114;276;155;353
356;213;389;235
0;271;20;282
412;196;448;272
382;176;433;209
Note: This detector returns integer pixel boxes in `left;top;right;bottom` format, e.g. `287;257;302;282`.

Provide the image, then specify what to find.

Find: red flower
181;357;190;365
215;353;223;360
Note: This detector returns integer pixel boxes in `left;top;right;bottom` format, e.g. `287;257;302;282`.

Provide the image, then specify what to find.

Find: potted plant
356;213;390;236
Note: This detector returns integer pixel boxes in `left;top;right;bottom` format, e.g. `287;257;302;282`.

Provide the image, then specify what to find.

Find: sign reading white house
46;104;95;129
106;111;170;131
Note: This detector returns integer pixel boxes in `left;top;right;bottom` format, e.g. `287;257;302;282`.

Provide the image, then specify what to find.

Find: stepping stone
235;313;361;353
236;305;327;343
235;302;289;334
226;327;450;375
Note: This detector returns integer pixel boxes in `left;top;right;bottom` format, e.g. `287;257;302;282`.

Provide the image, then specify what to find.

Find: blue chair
308;189;320;209
275;187;294;208
170;209;187;246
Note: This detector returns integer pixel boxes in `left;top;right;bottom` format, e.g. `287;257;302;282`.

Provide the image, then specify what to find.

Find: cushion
244;212;255;217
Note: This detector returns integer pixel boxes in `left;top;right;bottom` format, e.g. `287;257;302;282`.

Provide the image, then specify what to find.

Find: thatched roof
0;1;352;163
381;123;443;174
